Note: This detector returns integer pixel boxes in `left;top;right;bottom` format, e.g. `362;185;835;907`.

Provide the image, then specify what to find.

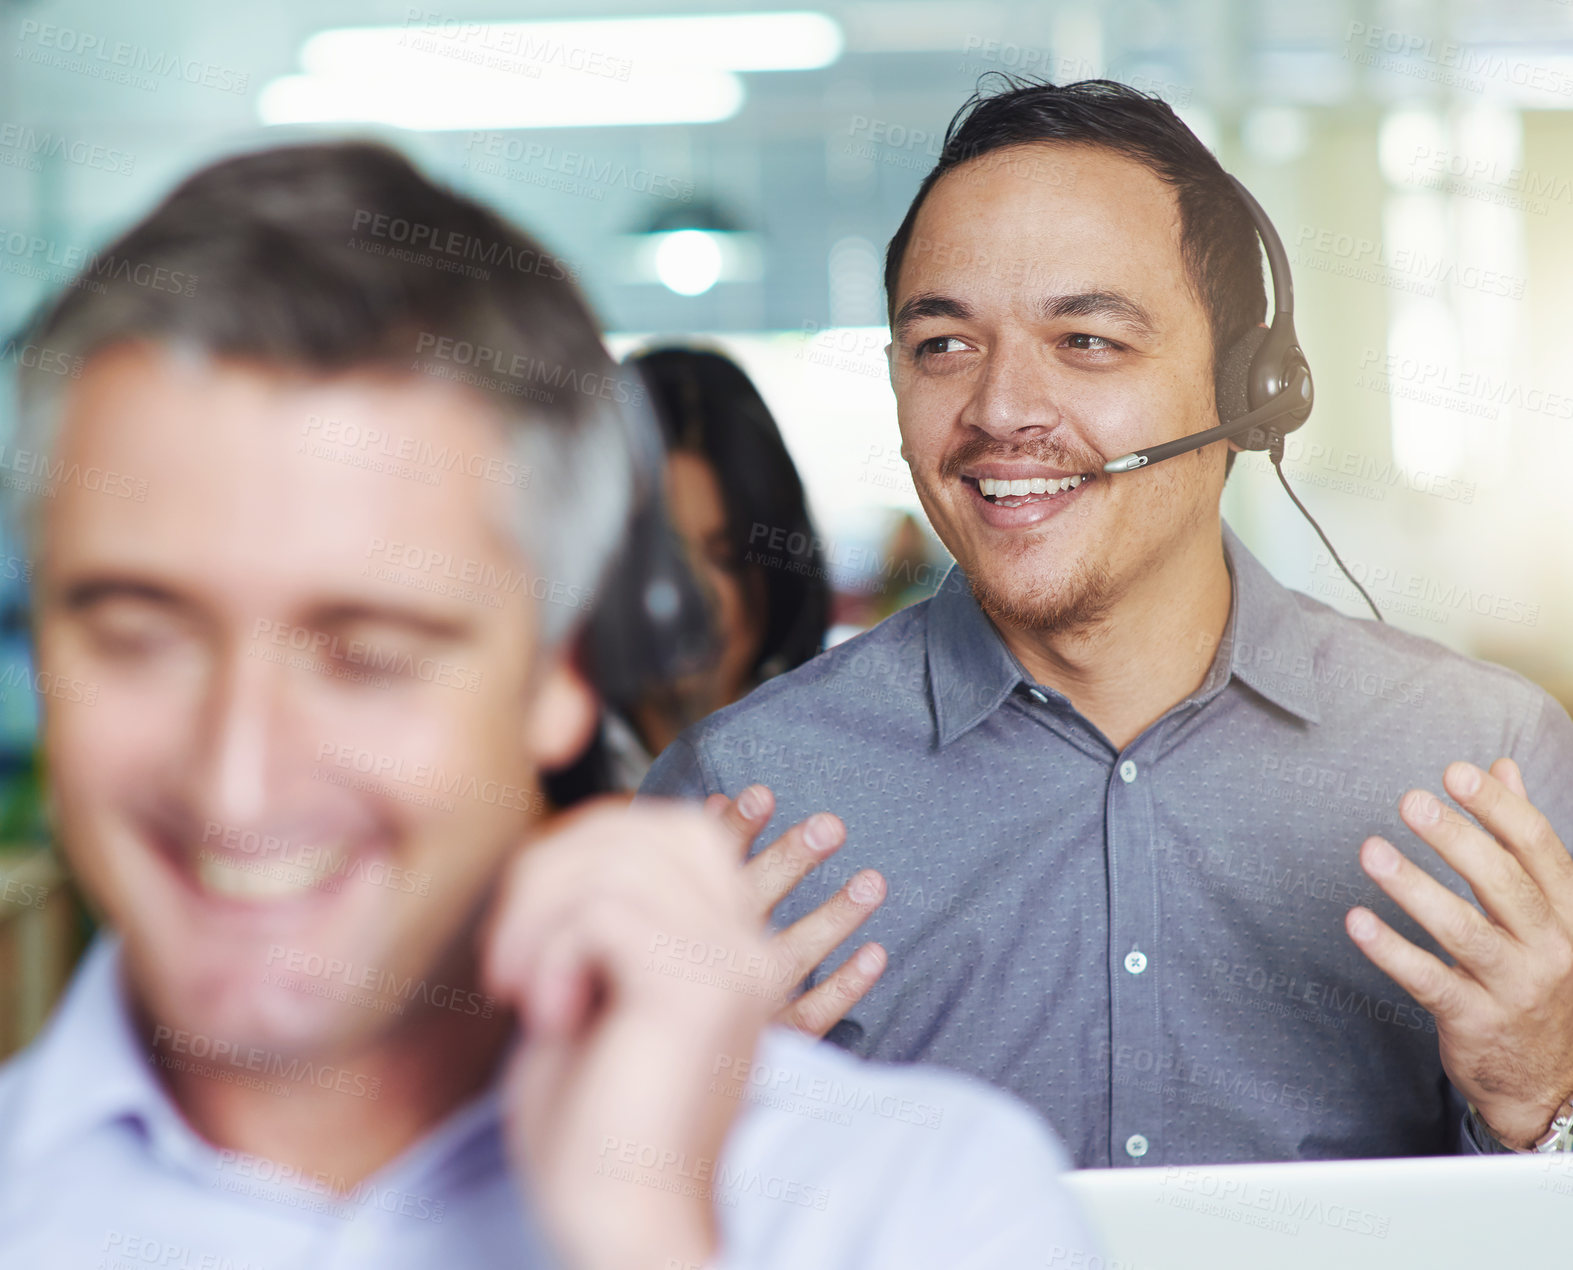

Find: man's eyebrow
1039;290;1157;337
306;601;474;642
55;577;182;610
52;581;475;642
892;293;975;341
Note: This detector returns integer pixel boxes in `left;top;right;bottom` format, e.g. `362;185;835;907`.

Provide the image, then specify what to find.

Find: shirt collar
4;933;169;1166
1215;522;1322;725
3;933;508;1186
925;521;1320;747
926;565;1028;746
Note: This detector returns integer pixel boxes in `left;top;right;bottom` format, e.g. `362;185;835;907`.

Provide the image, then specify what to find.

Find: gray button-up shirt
641;525;1573;1169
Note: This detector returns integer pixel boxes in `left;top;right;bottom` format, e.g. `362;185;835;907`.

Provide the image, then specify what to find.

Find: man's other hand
1347;758;1573;1149
703;784;888;1038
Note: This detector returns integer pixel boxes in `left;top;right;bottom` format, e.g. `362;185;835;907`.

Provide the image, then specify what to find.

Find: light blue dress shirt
0;937;1099;1268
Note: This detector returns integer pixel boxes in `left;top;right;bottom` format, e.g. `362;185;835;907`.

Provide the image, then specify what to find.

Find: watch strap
1468;1098;1573;1153
1533;1099;1573;1153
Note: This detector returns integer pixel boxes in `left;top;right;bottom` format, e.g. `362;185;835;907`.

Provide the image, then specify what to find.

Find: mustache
938;436;1103;481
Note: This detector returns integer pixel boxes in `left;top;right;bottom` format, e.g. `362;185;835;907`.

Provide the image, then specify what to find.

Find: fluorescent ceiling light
301;12;843;76
262;12;839;130
259;68;744;130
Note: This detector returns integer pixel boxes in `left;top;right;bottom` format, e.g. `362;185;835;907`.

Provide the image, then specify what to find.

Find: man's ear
525;657;599;770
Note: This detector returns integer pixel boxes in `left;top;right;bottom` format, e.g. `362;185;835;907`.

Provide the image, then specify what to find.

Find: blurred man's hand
485;801;779;1270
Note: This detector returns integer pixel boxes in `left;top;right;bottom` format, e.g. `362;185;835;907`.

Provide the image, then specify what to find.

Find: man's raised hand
484;801;780;1270
703;784;888;1038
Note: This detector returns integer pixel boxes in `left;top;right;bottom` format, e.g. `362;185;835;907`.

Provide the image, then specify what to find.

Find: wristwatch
1469;1096;1573;1153
1534;1097;1573;1153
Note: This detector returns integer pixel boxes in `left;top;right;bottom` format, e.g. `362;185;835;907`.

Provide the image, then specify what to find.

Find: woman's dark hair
542;346;829;804
631;345;830;684
885;76;1267;413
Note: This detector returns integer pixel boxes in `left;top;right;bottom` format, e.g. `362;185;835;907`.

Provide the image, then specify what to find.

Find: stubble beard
930;433;1118;635
966;537;1116;636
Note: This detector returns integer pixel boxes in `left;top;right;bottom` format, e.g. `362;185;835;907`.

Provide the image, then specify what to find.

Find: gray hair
7;141;639;648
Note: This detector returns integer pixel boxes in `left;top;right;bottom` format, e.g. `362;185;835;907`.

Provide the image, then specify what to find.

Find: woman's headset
579;363;717;714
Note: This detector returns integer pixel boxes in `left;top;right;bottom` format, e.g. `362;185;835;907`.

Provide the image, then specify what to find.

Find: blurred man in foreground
0;142;1094;1268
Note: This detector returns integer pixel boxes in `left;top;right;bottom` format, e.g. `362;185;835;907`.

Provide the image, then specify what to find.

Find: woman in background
547;345;829;800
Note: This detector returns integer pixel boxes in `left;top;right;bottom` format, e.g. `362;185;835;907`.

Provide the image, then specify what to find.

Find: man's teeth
195;847;343;900
977;474;1087;498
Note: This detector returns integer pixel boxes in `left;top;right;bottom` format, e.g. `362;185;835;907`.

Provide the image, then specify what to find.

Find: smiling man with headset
643;77;1573;1166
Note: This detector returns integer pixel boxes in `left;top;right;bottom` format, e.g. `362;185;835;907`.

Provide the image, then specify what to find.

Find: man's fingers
776;943;887;1038
1490;756;1528;800
1396;788;1556;939
708;785;775;859
1359;835;1512;979
526;918;599;1040
1441;761;1573;908
1345;904;1477;1018
768;867;886;981
742;812;847;918
484;802;741;1001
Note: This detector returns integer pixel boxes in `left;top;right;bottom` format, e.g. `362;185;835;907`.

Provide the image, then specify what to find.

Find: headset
1102;176;1383;622
539;361;718;803
579;361;718;716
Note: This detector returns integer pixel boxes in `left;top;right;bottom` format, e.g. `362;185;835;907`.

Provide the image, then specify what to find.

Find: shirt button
1124;950;1148;975
1119;760;1138;783
1125;1133;1150;1159
1027;688;1048;703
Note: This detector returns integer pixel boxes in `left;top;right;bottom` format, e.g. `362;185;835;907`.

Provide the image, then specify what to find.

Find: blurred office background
1;0;1572;1046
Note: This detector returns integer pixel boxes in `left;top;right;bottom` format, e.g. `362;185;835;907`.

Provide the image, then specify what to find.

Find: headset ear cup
585;484;715;718
581;366;718;717
1214;325;1269;435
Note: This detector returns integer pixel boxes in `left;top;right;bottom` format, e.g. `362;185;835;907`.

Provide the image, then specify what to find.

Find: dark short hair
13;141;638;644
884;76;1267;438
631;346;829;682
